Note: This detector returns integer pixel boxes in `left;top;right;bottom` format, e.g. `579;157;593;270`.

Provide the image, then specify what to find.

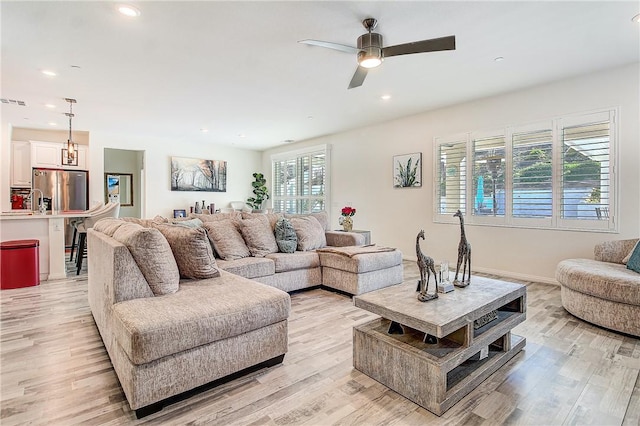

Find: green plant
395;157;420;187
247;172;270;210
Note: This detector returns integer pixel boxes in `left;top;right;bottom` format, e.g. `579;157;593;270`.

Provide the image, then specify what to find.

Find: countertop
0;211;90;220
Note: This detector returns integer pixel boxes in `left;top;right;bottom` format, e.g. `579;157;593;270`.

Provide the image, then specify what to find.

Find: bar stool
75;202;120;274
69;202;104;262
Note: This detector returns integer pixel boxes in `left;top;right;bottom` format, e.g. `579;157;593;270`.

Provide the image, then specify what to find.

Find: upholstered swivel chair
75;202;120;274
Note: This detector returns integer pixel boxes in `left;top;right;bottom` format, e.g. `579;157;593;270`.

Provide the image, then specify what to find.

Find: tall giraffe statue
453;210;471;287
415;230;438;302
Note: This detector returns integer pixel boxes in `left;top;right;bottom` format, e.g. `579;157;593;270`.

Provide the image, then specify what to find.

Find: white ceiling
2;1;639;151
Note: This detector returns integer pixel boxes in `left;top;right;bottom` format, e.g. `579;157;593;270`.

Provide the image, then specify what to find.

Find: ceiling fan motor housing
357;32;383;67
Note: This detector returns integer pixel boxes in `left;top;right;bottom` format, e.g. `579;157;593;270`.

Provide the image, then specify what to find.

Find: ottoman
318;247;403;295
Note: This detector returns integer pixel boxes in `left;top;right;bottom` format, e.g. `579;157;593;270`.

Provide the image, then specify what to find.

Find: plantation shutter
436;138;467;215
560;113;612;221
512;128;553;218
271;146;329;214
471;133;505;217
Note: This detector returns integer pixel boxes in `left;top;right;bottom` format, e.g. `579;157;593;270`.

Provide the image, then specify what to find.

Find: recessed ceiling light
238;133;246;138
48;122;57;126
633;13;640;23
494;56;505;62
380;94;391;100
42;70;57;77
45;104;56;109
200;128;209;133
307;116;314;120
118;4;141;17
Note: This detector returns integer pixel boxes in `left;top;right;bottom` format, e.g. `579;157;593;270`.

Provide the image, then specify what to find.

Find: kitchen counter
1;211;91;281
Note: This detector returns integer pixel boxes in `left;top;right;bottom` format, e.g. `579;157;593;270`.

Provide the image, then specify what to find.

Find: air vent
1;98;27;106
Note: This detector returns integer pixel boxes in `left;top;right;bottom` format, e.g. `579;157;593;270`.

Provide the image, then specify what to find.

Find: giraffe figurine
415;230;438;302
453;209;471;287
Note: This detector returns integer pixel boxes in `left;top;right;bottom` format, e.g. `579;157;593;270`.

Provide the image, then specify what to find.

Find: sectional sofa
87;211;403;417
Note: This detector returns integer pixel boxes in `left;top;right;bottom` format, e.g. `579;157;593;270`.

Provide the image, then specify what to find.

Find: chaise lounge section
556;238;640;337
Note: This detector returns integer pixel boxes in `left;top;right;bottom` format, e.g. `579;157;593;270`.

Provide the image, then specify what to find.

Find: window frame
433;109;617;232
270;144;331;215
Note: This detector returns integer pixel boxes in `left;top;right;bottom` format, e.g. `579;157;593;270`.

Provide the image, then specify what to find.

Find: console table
353;276;526;415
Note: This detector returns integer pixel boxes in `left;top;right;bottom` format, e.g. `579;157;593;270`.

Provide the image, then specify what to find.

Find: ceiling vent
1;98;27;106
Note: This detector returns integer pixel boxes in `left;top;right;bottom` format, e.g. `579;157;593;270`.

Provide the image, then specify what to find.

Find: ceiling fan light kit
299;17;456;89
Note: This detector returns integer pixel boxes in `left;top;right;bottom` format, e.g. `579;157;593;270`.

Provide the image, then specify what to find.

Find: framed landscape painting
393;152;422;188
171;156;227;192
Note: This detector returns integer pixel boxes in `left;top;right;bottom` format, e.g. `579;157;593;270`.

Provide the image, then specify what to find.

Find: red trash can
0;239;40;289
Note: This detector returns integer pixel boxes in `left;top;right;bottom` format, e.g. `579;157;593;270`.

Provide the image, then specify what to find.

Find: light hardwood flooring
1;261;639;425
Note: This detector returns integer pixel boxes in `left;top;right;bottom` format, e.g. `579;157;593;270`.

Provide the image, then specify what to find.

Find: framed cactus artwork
393;152;422;188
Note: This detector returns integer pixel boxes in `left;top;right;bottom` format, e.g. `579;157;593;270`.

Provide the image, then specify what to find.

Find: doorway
104;148;145;218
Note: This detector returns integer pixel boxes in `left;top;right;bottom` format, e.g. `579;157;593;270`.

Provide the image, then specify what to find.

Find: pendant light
64;98;78;166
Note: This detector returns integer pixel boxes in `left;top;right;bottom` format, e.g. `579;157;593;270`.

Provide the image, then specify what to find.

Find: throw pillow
112;222;180;296
275;217;297;253
285;211;329;231
153;223;220;279
241;212;284;230
202;220;251;260
189;212;241;222
622;241;640;264
290;216;327;251
169;218;203;228
240;218;278;257
93;217;126;237
626;241;640;273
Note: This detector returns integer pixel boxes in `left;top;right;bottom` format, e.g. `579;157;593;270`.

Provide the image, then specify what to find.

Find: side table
334;229;371;245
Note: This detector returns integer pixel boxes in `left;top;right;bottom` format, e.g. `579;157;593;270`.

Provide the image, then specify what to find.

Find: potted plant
247;172;270;212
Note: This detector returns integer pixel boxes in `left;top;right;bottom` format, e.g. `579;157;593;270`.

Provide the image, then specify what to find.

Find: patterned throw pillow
275;217;297;253
290;216;327;251
202;220;251;260
240;218;279;257
111;222;180;295
153;223;220;280
627;242;640;273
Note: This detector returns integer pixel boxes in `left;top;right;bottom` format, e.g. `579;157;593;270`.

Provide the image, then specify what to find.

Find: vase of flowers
340;206;356;232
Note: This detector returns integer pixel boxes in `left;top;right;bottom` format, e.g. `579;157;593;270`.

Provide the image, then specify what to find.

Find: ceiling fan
299;18;456;89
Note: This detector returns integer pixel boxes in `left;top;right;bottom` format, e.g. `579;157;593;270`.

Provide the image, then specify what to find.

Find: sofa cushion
241;212;284;230
94;217;127;236
112;222;180;296
556;258;640;305
240;218;278;257
202;220;251;260
111;271;291;365
274;217;297;253
318;248;403;274
190;212;241;222
285;211;329;231
216;257;275;278
121;215;168;227
153;223;220;279
266;252;320;273
290;216;326;251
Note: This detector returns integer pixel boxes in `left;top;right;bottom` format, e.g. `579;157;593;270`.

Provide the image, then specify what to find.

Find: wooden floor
1;261;639;425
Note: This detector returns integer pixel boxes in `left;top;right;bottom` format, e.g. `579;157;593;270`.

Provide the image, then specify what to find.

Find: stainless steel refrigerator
32;168;89;212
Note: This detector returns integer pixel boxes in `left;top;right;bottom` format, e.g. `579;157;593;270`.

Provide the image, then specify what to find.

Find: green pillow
275;217;297;253
626;241;640;273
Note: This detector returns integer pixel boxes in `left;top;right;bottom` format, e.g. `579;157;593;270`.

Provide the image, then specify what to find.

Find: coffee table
353;276;526;416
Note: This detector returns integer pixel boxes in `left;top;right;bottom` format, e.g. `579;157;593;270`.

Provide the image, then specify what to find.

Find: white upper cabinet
30;141;88;170
11;141;32;187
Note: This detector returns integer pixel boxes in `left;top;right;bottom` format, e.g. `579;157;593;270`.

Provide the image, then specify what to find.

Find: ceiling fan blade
348;66;368;89
383;35;456;58
298;39;360;54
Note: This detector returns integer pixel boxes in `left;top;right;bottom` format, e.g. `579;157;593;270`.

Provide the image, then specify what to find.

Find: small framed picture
393;152;422;188
173;209;187;218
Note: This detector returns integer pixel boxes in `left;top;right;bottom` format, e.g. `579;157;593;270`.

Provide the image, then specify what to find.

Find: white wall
263;63;640;283
88;132;262;218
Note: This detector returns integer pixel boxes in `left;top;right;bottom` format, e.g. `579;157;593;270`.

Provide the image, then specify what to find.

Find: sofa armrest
325;230;365;247
594;239;639;264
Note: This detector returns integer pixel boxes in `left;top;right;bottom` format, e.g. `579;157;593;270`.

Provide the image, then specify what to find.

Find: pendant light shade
64;98;78;166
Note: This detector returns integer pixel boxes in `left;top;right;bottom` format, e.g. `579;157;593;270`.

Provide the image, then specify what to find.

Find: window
434;109;616;231
271;145;329;214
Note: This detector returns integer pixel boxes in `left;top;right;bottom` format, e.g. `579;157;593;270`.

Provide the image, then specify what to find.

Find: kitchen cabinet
30;141;88;170
11;141;32;187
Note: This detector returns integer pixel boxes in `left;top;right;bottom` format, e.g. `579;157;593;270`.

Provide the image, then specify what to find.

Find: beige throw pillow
153;223;220;279
202;220;251;260
240;218;278;257
290;216;327;251
241;212;284;230
285;211;329;231
93;217;127;237
112;222;180;296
